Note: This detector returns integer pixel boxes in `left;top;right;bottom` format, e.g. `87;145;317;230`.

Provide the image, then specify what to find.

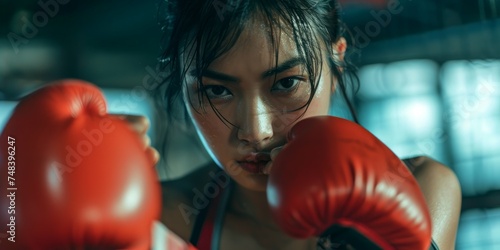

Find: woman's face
182;21;343;191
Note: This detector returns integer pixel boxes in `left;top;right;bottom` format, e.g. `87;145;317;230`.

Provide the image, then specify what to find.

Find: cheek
188;109;235;166
183;87;227;147
191;112;228;146
303;78;332;117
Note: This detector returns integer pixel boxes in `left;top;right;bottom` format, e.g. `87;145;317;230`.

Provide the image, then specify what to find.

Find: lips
237;152;271;174
238;161;268;174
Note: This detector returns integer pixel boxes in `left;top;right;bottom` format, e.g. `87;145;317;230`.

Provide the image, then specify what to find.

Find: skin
120;18;462;250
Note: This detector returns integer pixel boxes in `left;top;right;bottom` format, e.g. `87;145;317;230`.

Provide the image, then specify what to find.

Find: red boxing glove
0;80;160;249
267;116;432;250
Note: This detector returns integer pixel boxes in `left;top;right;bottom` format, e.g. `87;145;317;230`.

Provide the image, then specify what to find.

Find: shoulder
403;156;461;192
402;156;461;211
403;156;461;250
159;161;221;242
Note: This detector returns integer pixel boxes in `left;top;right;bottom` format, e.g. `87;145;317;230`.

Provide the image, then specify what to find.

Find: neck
229;183;281;231
227;183;318;250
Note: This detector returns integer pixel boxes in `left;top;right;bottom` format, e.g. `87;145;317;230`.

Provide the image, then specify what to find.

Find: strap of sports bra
189;171;233;249
188;195;210;246
211;179;233;249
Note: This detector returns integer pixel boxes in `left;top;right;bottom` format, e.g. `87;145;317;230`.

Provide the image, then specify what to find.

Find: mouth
237;161;270;174
237;152;272;174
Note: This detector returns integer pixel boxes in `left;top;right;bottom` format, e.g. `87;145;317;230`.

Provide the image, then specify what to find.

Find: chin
239;176;268;192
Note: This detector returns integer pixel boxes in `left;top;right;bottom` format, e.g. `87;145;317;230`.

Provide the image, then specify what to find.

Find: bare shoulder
159;162;220;242
405;156;461;194
405;156;462;250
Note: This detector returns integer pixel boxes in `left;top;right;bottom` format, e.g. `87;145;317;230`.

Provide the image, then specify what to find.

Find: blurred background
1;0;499;249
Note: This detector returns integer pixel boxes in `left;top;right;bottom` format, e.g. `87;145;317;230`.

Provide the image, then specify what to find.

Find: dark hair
151;0;359;175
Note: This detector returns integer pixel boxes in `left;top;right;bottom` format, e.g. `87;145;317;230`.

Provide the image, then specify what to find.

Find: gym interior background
1;0;499;249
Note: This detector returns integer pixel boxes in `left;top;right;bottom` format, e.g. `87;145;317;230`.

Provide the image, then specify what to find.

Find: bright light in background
441;60;500;97
0;101;17;131
404;99;438;133
102;88;156;138
358;96;443;159
441;60;500;196
357;59;444;162
450;118;500;162
358;59;438;100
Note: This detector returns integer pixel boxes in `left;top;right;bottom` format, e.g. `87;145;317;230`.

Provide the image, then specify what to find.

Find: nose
237;97;274;147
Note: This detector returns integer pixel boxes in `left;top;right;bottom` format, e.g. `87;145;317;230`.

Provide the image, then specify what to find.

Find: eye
272;77;304;93
201;85;232;100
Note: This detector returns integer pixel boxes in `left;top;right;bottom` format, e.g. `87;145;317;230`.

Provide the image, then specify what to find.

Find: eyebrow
261;57;304;79
189;57;305;83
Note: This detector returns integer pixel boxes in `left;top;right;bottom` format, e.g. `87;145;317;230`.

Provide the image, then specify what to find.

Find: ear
330;37;347;93
332;37;347;63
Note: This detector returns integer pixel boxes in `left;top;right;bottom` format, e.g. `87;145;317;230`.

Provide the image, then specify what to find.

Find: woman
134;0;462;249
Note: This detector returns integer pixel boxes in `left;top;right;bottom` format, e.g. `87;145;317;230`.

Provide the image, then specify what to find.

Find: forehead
218;20;297;67
183;17;301;72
